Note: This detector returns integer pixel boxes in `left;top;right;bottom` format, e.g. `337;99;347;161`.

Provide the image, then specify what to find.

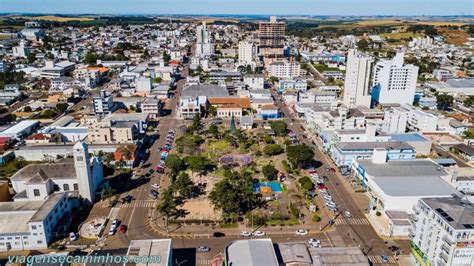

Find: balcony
413;205;420;214
408;228;416;238
409;214;418;224
443;235;455;246
440;253;449;263
441;243;451;254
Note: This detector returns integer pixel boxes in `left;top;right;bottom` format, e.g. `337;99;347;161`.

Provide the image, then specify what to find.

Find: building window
53;184;60;191
33;189;40;197
63;184;70;191
73;183;79;190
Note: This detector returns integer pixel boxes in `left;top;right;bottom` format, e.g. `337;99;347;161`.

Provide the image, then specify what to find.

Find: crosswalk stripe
335;218;370;225
368;255;397;264
197;259;212;265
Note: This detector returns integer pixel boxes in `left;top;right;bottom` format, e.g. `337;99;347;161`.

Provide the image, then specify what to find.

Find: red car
119;224;127;233
330;168;336;173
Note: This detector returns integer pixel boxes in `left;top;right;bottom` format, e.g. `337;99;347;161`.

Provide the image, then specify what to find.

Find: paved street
269;86;406;264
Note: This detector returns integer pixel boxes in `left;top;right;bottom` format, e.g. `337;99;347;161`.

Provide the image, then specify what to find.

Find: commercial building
330;141;416;169
209;71;242;84
0;192;77;251
244;75;264;90
267;60;301;79
411;196;474;266
258;16;285;59
126;239;172;266
93;90;114;116
238;41;256;66
343;50;373;108
352;157;457;214
279;79;307;93
308;247;370;266
371;52;419;106
225;239;279;266
0;120;39;140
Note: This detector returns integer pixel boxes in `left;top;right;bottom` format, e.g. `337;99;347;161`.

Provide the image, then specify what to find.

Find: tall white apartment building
195;22;214;58
343;49;373;108
371;52;419;106
13;40;30;58
267;60;301;79
411;197;474;266
407;109;438;133
238;41;255;66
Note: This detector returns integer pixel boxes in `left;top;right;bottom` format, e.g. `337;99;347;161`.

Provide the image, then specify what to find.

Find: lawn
206;140;232;159
314;64;341;73
380;32;422;40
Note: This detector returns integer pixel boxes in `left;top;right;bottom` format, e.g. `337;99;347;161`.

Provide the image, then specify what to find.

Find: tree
208;124;219;138
207;105;217;117
103;186;116;200
436;94;454;110
157;188;176;232
153;77;163;83
262;164;278;180
298;176;315;191
286;144;314;167
268;76;279;83
190;113;203;132
463;96;474;108
463;129;474;139
225;76;233;83
163;52;171;64
185;155;211;176
23;106;32;112
357;39;370;51
263;144;283;156
165;154;185;177
174;172;194;198
55;103;69;113
209;170;258;220
269;121;287;136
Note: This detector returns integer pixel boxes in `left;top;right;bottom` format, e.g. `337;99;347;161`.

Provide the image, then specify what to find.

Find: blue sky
1;0;473;16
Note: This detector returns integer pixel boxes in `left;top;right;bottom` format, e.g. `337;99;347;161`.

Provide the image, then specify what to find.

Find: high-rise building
343;49;373;108
12;40;30;58
238;41;255;66
411;196;474;266
371;51;419;106
258;16;285;59
195;22;214;58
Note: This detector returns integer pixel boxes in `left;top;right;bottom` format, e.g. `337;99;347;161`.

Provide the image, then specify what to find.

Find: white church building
10;142;103;204
0;142;104;251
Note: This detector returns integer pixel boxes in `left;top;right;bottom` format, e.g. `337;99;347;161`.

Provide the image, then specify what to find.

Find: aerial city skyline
2;0;473;16
0;1;473;265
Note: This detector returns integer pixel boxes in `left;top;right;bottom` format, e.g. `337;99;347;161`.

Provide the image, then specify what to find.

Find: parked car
108;228;116;236
253;231;265;237
111;219;120;229
122;195;133;203
119;224;127;233
151;183;161;190
69;232;77;241
198;246;210;252
344;211;352;218
149;190;159;199
240;231;251;237
295;229;309;236
213;232;225;238
308;238;321;248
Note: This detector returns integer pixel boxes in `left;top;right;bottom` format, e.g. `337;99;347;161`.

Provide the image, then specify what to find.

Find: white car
69;232;77;241
240;231;252;237
198;246;210;252
108;228;116;236
308;238;321;248
151;183;161;190
252;230;265;237
295;229;309;236
111;219;119;229
344;211;352;218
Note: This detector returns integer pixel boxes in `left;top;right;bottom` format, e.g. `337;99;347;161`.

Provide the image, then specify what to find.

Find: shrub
312;214;321;222
376;211;382;216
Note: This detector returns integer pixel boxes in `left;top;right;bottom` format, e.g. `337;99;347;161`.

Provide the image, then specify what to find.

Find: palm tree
103;186;116;203
157;188;176;233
